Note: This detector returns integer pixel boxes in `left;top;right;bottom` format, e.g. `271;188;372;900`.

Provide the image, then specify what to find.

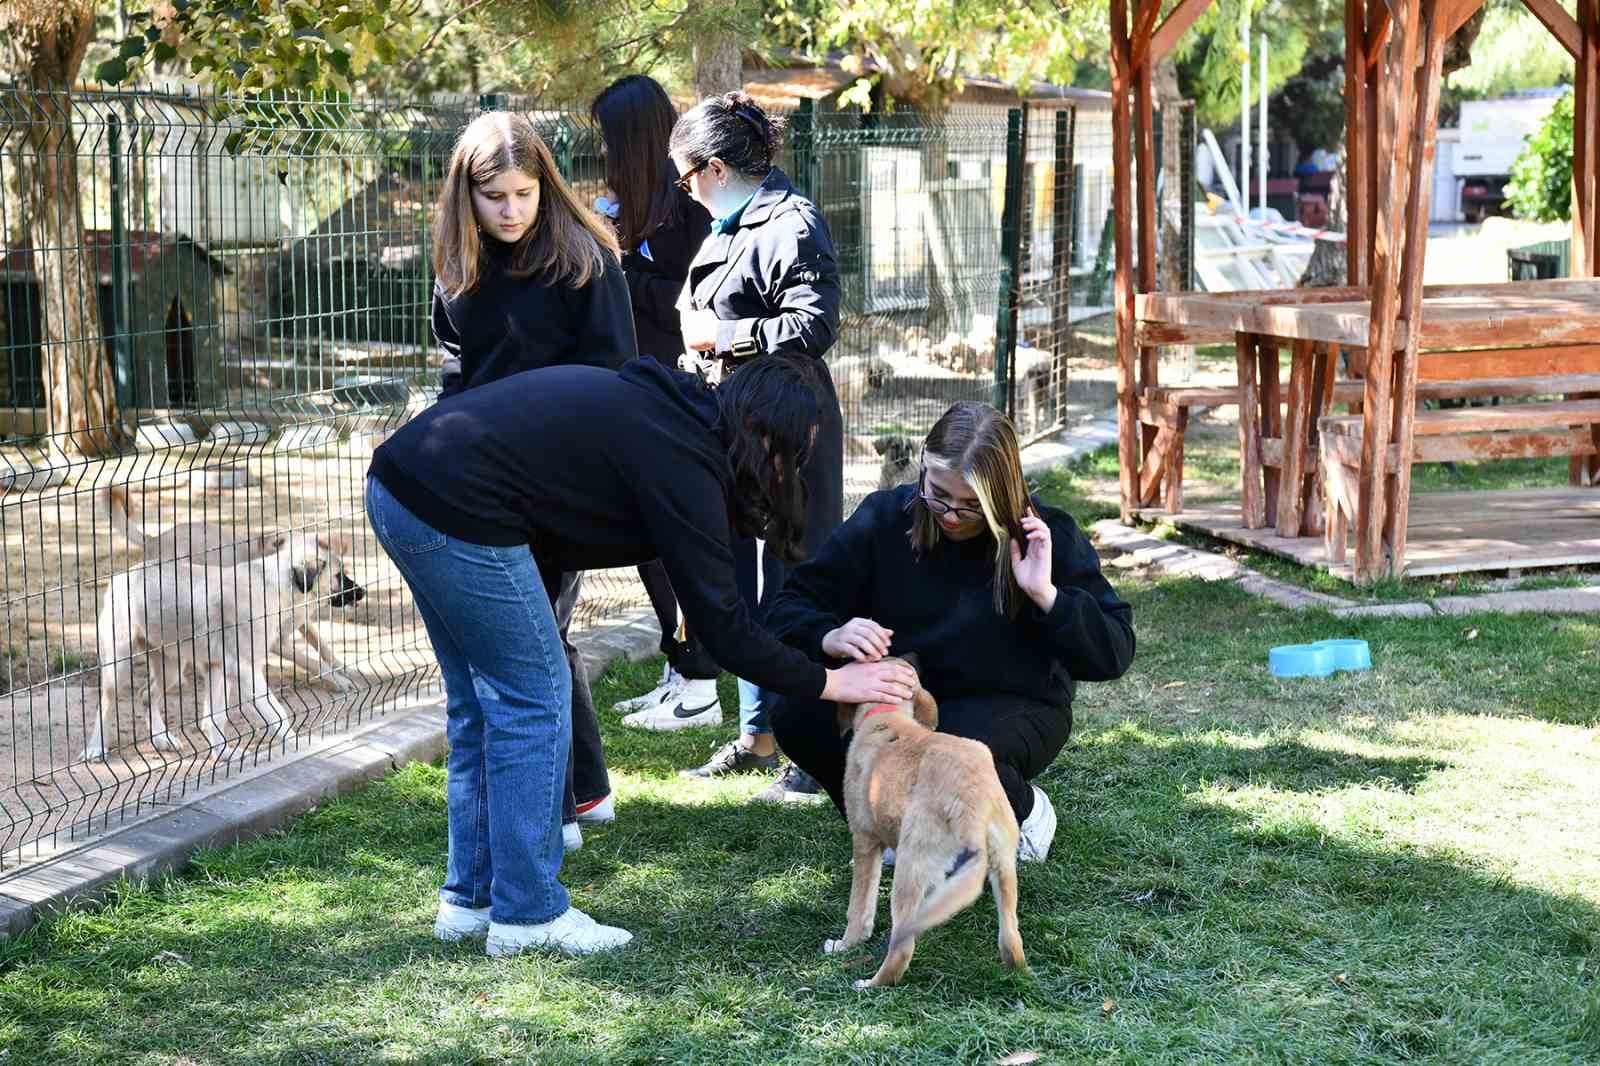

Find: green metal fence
0;84;1117;868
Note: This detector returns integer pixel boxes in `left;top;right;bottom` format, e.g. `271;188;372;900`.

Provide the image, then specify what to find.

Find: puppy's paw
324;669;357;693
80;745;107;763
853;978;875;991
151;731;179;752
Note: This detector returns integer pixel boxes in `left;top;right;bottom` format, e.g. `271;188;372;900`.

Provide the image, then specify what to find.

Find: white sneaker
621;678;721;731
485;907;634;957
563;821;583;852
434;897;492;941
575;793;615;826
1018;785;1057;863
613;664;682;713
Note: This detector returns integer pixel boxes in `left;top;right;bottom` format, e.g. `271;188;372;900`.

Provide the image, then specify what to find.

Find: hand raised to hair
1009;508;1055;612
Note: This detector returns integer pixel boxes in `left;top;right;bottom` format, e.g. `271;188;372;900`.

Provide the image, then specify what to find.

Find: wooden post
1353;0;1423;584
1135;27;1162;504
1345;0;1371;287
1236;333;1266;528
1383;0;1449;576
1576;1;1600;483
1111;0;1141;521
1277;338;1317;536
1258;339;1283;528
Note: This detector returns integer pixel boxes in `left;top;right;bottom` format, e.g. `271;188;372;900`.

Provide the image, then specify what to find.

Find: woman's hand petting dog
822;658;918;706
823;617;894;662
1010;507;1056;612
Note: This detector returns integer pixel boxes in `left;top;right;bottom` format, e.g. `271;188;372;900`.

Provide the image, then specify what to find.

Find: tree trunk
4;3;128;458
692;28;743;100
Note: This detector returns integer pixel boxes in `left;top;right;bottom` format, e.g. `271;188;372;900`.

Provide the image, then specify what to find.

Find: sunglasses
672;160;707;194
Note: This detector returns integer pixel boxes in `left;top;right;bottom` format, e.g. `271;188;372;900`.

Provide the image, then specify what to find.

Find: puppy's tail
884;807;989;955
102;486;149;548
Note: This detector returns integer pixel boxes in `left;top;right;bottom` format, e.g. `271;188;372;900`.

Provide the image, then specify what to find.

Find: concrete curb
1089;518;1600;618
0;608;662;942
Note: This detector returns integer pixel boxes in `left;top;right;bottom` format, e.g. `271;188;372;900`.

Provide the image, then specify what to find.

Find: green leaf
94;57;130;84
153;42;178;63
118;36;148;60
145;26;163;42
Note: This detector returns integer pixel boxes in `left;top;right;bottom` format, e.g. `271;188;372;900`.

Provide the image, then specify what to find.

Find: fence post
1180;101;1196;292
993;106;1026;415
790;98;816;201
1051;106;1076;411
106;111;134;410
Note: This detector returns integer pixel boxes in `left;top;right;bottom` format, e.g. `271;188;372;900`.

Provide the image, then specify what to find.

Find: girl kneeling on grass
366;355;916;957
766;401;1136;861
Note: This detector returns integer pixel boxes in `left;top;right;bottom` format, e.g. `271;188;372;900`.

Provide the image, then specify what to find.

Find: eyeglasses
672;161;707;194
918;474;984;523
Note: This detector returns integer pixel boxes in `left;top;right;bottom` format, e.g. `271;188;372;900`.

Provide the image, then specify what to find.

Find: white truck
1454;90;1565;222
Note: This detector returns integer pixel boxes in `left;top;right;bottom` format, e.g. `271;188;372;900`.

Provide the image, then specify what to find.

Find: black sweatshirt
622;185;712;360
368;357;827;700
434;247;637;397
763;485;1135;708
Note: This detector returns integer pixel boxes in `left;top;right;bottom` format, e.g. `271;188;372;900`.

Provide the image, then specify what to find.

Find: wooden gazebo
1109;0;1600;585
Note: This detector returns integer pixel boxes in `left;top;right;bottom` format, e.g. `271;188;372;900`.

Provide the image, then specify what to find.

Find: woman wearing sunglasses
666;91;846;789
764;401;1136;863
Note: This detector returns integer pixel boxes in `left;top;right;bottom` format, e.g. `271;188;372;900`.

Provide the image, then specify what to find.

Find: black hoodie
368;357;827;699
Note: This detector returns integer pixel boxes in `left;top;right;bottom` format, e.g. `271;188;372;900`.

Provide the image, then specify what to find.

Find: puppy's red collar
862;703;902;721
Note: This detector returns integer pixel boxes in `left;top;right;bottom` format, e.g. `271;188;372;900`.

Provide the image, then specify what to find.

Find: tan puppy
824;657;1025;988
84;530;353;762
103;486;361;691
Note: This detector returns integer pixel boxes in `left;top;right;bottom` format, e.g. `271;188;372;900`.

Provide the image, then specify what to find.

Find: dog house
0;232;231;412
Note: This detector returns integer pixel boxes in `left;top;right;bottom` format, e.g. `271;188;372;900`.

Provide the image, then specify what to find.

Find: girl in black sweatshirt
589;75;723;731
428;110;637;849
764;402;1136;858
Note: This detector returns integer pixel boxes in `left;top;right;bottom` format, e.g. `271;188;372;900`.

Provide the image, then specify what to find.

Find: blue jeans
738;678;768;735
366;477;571;925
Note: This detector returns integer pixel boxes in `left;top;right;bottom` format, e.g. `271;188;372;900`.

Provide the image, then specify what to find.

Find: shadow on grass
3;715;1595;1064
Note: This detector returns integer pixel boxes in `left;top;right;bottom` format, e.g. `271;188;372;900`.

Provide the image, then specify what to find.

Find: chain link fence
0;85;1119;868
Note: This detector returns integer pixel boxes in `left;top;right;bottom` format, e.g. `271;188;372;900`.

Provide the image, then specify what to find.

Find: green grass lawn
2;477;1598;1065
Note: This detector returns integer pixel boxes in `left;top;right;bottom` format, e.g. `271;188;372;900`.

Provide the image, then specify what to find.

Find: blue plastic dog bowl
1315;638;1372;673
1268;643;1336;678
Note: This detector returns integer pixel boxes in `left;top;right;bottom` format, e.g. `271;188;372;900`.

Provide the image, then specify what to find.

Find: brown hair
432;111;620;297
909;401;1031;617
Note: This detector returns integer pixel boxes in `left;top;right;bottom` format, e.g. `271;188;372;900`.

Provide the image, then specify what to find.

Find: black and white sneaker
681;740;781;778
753;764;828;805
621;678;721;731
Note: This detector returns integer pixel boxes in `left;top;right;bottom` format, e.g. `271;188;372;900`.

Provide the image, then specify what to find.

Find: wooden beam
1236;334;1267;529
1354;0;1422;584
1346;0;1373;286
1258;339;1284;528
1574;1;1599;278
1134;45;1161;503
1366;5;1394;69
1277;339;1317;537
1522;0;1583;59
1111;0;1140;521
1385;0;1450;577
1131;0;1164;62
1442;0;1486;41
1147;0;1214;65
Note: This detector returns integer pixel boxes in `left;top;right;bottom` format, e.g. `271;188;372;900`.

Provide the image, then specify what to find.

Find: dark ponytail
669;91;785;180
716;354;821;562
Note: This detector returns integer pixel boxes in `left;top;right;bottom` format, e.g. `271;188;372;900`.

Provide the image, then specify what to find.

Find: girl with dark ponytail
667;92;845;797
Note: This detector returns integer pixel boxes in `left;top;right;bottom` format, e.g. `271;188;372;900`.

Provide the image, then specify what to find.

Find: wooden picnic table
1134;280;1600;576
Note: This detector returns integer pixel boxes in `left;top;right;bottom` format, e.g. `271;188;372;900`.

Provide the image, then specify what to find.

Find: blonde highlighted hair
433;111;620;297
909;401;1032;617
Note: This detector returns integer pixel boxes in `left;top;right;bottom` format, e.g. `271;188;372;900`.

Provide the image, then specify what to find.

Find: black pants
636;559;720;680
770;691;1073;824
552;571;609;820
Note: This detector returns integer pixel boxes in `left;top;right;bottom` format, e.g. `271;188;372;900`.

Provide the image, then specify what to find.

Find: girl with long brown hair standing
428;110;636;853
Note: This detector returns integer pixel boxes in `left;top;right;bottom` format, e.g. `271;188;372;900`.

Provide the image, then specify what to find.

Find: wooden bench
1320;384;1600;563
